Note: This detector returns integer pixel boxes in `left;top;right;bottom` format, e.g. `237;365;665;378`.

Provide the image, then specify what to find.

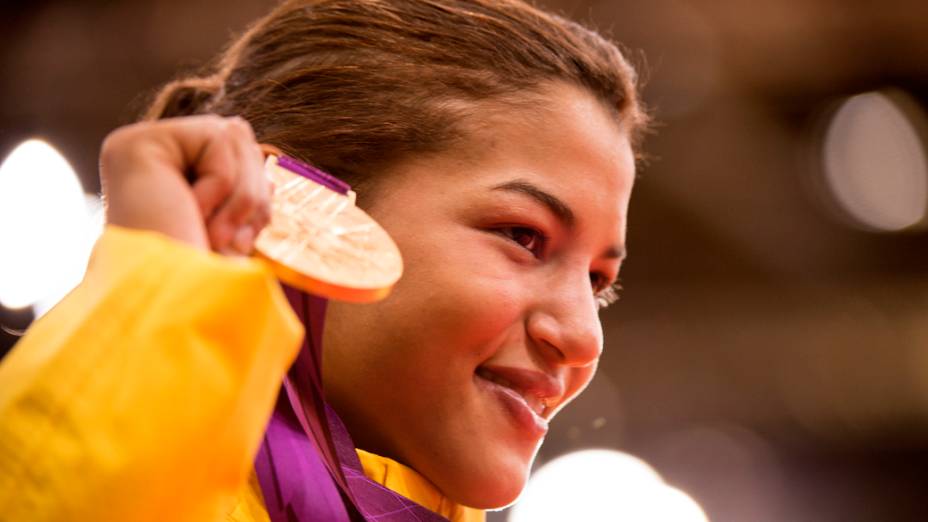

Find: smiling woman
0;1;646;521
323;82;636;508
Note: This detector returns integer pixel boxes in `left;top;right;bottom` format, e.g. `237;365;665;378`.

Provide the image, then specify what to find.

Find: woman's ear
260;143;283;158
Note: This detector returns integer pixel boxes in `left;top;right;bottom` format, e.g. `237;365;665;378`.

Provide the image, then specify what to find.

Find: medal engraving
254;155;403;302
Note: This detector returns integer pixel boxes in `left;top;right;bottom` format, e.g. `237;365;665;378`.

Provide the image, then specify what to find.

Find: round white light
0;139;101;312
509;449;709;522
652;486;711;521
822;90;928;231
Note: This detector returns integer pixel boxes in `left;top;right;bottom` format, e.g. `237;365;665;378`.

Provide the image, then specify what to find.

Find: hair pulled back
146;0;647;194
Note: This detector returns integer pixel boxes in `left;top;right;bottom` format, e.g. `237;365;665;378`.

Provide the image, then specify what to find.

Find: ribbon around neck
254;286;449;522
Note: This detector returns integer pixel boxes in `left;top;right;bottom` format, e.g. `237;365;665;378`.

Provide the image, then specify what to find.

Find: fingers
168;117;271;254
183;116;271;255
100;114;272;256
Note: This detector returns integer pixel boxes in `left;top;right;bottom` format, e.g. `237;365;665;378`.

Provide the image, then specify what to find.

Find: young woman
0;1;647;520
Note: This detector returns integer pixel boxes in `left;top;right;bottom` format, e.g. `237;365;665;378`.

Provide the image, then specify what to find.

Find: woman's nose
526;273;603;368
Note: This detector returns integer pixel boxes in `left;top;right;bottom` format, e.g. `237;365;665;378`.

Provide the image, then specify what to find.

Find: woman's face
322;82;636;509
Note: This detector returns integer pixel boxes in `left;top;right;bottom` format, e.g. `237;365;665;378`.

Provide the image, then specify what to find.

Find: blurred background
2;1;928;520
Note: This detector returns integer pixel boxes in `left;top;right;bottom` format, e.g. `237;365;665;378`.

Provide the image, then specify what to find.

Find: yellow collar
356;449;485;522
236;451;485;522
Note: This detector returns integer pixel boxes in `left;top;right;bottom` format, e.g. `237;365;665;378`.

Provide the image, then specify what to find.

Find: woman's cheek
554;364;599;417
392;225;531;361
423;274;526;356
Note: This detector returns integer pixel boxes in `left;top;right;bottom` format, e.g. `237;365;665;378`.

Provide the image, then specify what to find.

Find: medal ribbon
255;287;448;521
253;157;447;521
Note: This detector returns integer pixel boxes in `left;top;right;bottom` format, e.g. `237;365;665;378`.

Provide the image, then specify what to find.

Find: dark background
3;1;928;520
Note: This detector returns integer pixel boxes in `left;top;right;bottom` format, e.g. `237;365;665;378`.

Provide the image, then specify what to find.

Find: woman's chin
437;453;532;510
453;479;526;510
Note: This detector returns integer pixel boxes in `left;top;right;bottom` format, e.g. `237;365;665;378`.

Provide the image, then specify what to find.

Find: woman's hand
99;115;271;255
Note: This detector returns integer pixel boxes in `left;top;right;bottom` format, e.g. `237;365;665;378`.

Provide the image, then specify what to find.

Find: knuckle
101;123;137;150
249;178;271;207
100;122;149;166
237;191;259;210
254;189;271;212
228;116;256;139
256;204;272;226
195;114;225;137
99;133;122;162
207;221;230;249
221;193;256;224
254;170;272;191
212;170;235;193
200;113;225;126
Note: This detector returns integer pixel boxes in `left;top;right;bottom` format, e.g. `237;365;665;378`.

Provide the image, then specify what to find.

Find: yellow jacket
0;226;482;522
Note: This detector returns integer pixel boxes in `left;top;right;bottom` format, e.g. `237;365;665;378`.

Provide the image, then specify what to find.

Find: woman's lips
474;365;564;439
476;373;549;437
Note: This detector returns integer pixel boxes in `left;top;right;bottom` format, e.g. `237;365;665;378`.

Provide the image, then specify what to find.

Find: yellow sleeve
0;225;303;522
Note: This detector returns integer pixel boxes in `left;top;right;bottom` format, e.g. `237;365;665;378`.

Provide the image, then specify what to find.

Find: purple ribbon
254;157;447;521
254;285;449;522
277;155;351;195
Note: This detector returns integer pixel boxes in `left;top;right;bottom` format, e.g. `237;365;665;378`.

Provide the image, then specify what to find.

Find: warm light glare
822;91;928;231
0;139;101;312
509;449;709;522
656;486;712;521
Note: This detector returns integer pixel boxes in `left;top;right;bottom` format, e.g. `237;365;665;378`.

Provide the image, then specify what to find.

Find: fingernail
232;226;256;255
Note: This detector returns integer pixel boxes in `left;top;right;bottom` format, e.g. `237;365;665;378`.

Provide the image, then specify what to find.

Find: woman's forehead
466;90;634;212
375;84;635;227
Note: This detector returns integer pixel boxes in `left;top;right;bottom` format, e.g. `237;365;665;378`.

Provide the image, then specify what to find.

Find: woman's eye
591;273;622;310
499;226;545;257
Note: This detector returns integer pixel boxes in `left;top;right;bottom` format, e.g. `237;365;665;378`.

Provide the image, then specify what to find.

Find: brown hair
146;0;647;195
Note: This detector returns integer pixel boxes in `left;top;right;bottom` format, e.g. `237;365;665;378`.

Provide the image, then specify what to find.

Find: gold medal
254;154;403;303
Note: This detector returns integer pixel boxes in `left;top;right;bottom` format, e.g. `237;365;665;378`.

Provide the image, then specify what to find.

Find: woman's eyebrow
490;179;626;261
490;180;575;228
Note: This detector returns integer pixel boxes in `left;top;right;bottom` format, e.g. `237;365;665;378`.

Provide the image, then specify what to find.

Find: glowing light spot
0;139;101;312
822;90;928;231
509;449;709;522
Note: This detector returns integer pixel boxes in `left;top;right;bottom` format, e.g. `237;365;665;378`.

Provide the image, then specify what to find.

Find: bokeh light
821;90;928;232
509;449;708;522
0;139;102;313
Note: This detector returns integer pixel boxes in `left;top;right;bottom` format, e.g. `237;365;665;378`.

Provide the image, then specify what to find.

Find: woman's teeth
524;395;546;417
476;368;547;416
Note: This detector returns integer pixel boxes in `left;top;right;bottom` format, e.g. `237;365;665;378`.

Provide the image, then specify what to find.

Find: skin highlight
322;82;636;509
